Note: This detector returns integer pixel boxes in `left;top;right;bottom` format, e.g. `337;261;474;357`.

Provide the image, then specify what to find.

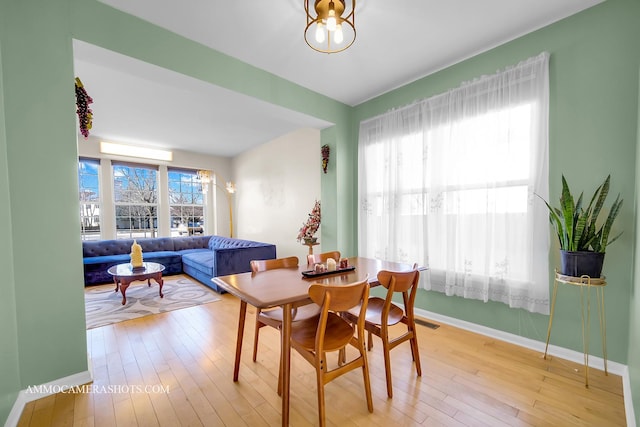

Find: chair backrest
377;266;420;293
377;265;420;313
307;251;341;266
308;275;369;351
250;256;299;273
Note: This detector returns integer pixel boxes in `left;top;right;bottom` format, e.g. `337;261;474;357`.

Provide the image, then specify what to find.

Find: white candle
327;258;337;271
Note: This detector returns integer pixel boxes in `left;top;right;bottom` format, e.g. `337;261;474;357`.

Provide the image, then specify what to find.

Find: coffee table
107;262;165;305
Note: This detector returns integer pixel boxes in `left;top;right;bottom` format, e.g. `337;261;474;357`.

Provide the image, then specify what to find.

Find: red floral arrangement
75;77;93;139
297;200;321;242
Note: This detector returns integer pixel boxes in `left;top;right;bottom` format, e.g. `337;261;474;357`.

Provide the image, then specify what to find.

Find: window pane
168;169;205;236
78;159;101;240
113;164;158;239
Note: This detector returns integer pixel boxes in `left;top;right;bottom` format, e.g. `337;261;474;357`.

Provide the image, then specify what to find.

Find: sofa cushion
182;251;214;276
176;248;211;256
83;254;132;265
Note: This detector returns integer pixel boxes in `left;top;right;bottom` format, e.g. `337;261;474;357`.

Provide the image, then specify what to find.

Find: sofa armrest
213;244;276;277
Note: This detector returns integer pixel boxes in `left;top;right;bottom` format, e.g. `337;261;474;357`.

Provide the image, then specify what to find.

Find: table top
211;256;415;309
107;262;165;278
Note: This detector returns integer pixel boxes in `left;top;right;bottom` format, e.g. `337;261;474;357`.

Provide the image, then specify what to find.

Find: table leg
233;300;247;382
155;273;164;298
120;279;130;305
281;303;292;427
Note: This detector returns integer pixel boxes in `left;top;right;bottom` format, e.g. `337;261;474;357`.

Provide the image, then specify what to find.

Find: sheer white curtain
358;52;550;314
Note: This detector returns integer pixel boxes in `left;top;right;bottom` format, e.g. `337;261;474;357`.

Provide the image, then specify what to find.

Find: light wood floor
18;292;626;426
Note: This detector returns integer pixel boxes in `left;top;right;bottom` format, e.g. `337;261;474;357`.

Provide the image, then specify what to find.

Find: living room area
2;1;640;426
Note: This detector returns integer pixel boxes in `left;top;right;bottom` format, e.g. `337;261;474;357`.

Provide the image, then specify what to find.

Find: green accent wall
1;0;90;405
0;0;639;424
630;66;640;426
0;8;21;421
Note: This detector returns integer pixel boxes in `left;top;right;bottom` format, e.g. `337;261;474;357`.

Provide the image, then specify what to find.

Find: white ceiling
74;0;603;157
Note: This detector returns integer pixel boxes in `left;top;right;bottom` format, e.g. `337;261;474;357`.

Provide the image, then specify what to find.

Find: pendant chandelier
304;0;356;54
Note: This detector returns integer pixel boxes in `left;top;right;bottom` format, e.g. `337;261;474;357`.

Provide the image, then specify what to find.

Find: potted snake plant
540;175;623;278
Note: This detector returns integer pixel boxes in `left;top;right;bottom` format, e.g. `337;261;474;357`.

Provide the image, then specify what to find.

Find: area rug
85;275;220;329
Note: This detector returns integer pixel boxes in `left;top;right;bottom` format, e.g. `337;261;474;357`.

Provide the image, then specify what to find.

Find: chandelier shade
304;0;356;54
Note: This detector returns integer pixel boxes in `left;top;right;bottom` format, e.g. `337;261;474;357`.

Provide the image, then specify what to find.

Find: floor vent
415;318;440;329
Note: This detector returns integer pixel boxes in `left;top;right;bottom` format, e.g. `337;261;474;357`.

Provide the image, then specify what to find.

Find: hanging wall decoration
75;77;93;139
321;144;330;173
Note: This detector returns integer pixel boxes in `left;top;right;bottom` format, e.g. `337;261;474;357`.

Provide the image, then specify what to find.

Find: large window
113;162;158;239
168;168;204;236
78;158;101;241
358;52;550;314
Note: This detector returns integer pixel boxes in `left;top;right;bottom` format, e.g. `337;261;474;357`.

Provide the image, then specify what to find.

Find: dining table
211;256;415;427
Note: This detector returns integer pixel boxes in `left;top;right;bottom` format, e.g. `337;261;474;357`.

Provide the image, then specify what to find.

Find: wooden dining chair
250;256;319;364
307;250;341;266
290;276;373;427
343;265;421;398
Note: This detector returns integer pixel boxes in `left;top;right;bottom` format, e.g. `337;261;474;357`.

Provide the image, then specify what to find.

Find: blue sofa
82;235;276;292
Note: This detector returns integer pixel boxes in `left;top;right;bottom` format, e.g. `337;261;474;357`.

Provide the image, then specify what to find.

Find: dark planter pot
559;250;605;278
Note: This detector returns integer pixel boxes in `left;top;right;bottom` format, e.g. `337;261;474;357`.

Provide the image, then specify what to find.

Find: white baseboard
622;365;638;427
4;369;93;427
414;307;636;427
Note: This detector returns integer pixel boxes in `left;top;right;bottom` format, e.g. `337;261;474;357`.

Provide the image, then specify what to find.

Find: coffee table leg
113;278;119;293
156;274;164;298
120;279;130;305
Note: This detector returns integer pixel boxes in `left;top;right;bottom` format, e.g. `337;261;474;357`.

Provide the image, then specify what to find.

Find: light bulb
326;11;337;32
334;24;343;44
315;22;325;43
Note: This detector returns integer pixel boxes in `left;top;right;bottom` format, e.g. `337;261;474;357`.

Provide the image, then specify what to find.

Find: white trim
622;365;638;427
415;307;636;427
415;307;626;374
4;370;93;427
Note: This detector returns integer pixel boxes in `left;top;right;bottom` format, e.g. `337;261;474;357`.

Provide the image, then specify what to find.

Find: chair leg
381;330;393;398
338;347;345;366
316;357;326;427
359;342;374;413
252;316;263;362
277;349;283;396
367;330;373;351
409;326;422;376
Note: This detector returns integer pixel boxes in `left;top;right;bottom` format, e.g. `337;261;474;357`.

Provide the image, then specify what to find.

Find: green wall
0;7;21;421
353;0;640;365
630;66;640;426
1;0;90;405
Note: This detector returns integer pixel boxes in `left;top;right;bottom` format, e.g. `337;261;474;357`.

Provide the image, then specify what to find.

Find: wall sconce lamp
197;170;236;237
